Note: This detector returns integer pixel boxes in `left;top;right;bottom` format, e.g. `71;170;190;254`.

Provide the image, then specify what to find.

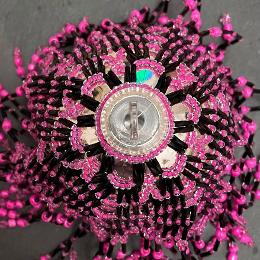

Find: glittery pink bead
237;76;248;86
48;35;60;46
195;240;205;249
164;239;174;249
32;54;40;63
101;18;113;29
28;63;35;71
209;27;222;38
140;248;150;257
240;105;250;114
0;208;7;217
8;219;16;227
16;86;24;96
116;250;126;259
41;211;52;222
65;23;76;34
216;228;227;241
245;157;257;169
14;57;23;66
236;195;246;205
255;190;260;200
255;171;260;180
158;15;169;25
0;89;9;97
227;253;238;260
17;219;28;227
152;250;163;259
231;166;241;177
219;193;227;202
40;255;50;260
2;118;12;132
242;86;253;99
229;244;239;253
184;0;196;10
78;17;89;33
231;227;242;238
247;121;257;134
0;133;5;142
16;66;25;77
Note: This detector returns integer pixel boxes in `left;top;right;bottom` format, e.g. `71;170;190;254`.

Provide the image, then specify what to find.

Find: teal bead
136;69;153;83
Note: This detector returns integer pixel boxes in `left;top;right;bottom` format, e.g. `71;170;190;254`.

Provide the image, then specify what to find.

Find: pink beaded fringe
0;0;260;259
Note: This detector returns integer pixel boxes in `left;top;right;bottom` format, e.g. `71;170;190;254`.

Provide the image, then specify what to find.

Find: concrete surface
0;0;260;259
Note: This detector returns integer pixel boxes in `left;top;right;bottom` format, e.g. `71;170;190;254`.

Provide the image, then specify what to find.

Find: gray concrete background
0;0;260;259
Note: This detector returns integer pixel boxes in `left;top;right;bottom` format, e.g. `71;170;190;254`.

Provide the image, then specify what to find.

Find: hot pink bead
140;248;150;257
236;195;246;205
48;35;60;46
231;166;241;177
101;18;113;30
64;219;73;228
237;76;248;86
0;89;9;97
247;121;257;134
8;219;16;227
240;234;253;245
8;210;17;219
158;15;169;25
152;250;163;259
6;200;15;209
65;23;76;34
32;54;40;63
196;46;206;53
255;170;260;180
21;119;29;129
164;239;174;249
255;190;260;200
15;200;23;208
242;86;253;98
0;133;4;142
2;118;12;132
0;208;7;217
41;211;52;222
78;17;89;33
219;193;227;202
227;253;238;260
231;227;242;238
16;86;24;96
240;105;250;114
29;195;41;208
56;213;65;224
229;244;239;253
116;250;126;259
17;219;28;227
209;27;222;38
14;57;23;66
184;0;196;10
224;23;233;31
16;66;25;77
216;228;227;241
0;190;9;198
195;240;205;249
28;63;35;71
245;157;257;169
40;255;50;260
191;10;200;22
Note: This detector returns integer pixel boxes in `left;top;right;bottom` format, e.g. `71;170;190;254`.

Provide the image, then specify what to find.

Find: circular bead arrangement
96;83;174;163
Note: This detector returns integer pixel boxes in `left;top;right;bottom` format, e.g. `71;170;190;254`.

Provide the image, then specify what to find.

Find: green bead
136;69;153;83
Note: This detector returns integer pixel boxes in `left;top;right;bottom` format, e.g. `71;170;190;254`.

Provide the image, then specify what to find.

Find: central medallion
95;83;174;163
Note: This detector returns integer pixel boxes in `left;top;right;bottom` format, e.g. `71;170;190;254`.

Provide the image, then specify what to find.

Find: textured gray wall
0;0;260;259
